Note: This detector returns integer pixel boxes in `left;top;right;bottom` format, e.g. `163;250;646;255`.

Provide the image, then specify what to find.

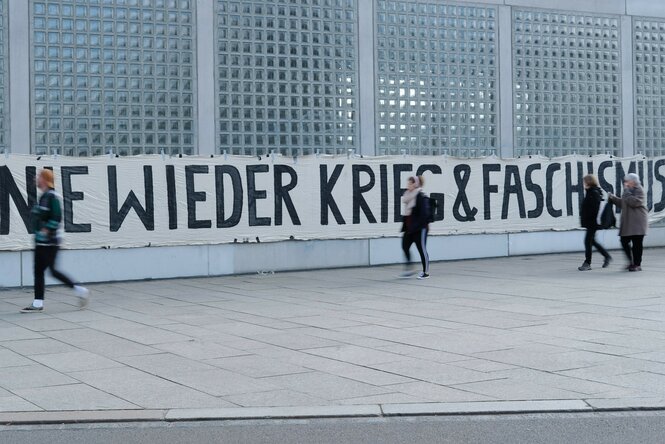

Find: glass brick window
634;18;665;157
216;0;359;156
0;0;7;153
513;9;621;157
375;1;498;156
32;0;196;156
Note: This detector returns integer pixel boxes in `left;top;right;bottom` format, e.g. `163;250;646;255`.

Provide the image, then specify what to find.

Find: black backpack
427;196;437;223
596;198;616;230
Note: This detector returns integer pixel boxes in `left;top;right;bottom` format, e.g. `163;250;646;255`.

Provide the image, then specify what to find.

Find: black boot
602;256;612;268
578;261;591;271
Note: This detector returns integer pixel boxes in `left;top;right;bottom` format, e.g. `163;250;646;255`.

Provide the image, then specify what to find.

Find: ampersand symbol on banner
453;164;478;222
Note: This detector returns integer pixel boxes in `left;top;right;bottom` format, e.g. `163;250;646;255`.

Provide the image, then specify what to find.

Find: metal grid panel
375;1;498;157
634;18;665;157
513;9;621;157
32;0;196;156
216;0;359;156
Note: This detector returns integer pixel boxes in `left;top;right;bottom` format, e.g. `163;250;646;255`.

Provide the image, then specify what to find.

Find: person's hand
40;228;49;236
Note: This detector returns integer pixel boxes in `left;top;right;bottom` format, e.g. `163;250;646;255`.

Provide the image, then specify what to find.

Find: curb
0;400;612;426
0;409;166;425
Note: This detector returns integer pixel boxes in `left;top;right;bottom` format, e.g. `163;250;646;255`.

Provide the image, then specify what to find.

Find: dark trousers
584;228;610;263
620;235;645;266
34;245;75;300
402;228;429;274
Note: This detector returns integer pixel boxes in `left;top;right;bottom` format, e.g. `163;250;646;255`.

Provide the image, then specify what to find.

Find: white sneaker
417;272;430;279
73;285;90;309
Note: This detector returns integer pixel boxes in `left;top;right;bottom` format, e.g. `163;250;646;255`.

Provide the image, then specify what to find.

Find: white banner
1;154;665;251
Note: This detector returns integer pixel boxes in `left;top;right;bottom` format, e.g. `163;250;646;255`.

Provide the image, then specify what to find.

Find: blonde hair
39;169;55;189
583;174;599;188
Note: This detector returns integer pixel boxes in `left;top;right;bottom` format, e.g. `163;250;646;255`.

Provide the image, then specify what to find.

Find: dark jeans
584;228;610;263
620;235;645;266
34;245;75;300
402;228;429;274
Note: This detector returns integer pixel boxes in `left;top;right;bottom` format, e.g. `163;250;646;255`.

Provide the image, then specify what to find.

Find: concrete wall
3;227;665;288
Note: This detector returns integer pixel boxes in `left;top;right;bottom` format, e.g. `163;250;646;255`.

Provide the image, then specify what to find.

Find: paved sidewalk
1;249;665;420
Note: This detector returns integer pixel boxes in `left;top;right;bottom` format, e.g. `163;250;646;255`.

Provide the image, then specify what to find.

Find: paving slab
12;384;138;410
0;397;42;413
1;250;665;421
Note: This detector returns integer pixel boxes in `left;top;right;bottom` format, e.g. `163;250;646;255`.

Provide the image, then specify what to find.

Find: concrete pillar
195;0;216;155
357;0;376;156
498;5;514;159
621;15;635;157
8;0;31;154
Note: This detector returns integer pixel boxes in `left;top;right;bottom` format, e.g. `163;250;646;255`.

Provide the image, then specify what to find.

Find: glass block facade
375;1;498;156
216;0;359;156
32;0;196;156
0;0;7;152
634;18;665;157
513;9;621;157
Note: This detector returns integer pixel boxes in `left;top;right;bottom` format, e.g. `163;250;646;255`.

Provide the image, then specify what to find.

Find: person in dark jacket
608;173;649;271
21;169;90;313
578;174;611;271
400;176;431;279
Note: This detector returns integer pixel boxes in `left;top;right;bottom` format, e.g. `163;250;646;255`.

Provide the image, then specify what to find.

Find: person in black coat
400;176;431;279
578;174;611;271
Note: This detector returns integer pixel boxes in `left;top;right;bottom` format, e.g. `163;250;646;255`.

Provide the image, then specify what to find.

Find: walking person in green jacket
21;169;90;313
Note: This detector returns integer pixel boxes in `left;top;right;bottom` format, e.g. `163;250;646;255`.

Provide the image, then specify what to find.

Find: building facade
2;0;665;159
5;0;665;287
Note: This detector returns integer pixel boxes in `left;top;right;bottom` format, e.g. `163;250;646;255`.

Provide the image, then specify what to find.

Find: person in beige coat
608;173;648;271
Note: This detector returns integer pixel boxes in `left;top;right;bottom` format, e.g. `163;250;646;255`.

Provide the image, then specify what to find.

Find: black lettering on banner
415;164;442;177
165;165;178;229
184;165;211;229
274;164;301;226
501;165;526;219
565;161;584;216
352;165;377;224
61;166;91;233
320;164;345;225
647;160;654;210
453;164;478;222
215;165;243;228
654;159;665;212
482;164;500;220
246;164;271;227
525;164;544;218
545;163;562;218
108;165;155;232
380;164;388;223
0;166;36;234
586;161;594;175
392;164;412;222
26;167;38;209
598;161;614;194
637;160;649;210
